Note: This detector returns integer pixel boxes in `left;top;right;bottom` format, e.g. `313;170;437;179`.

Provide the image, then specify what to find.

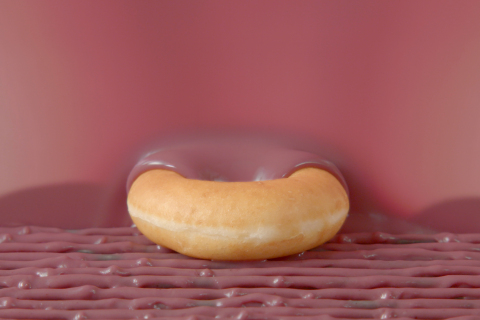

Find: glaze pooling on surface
126;140;348;194
1;226;480;319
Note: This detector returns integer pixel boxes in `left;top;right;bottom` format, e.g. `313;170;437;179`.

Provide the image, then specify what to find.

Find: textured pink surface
1;1;480;229
1;226;480;319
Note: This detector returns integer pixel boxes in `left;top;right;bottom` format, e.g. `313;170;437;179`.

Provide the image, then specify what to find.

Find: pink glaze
1;226;480;319
126;139;348;194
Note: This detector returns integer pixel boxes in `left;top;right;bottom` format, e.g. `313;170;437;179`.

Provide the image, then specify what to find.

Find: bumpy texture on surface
1;226;480;319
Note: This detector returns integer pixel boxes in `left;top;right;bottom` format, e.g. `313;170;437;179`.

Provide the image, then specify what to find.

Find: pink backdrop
1;1;480;231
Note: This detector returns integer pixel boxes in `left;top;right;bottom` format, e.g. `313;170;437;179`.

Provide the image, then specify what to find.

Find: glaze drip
126;141;348;194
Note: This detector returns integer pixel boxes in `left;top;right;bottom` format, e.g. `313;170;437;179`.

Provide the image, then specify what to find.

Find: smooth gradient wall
1;1;480;230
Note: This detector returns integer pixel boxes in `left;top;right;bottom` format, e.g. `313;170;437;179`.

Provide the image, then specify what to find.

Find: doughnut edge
127;168;349;260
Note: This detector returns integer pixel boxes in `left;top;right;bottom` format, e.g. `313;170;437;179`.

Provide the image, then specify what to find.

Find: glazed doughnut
126;140;349;260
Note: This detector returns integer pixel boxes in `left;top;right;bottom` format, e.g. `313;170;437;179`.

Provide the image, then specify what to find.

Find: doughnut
126;139;349;260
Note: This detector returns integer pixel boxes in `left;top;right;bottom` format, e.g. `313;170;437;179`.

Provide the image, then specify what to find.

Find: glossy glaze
126;140;348;194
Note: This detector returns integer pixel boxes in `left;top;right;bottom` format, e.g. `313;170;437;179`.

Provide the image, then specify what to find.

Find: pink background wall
1;1;480;230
